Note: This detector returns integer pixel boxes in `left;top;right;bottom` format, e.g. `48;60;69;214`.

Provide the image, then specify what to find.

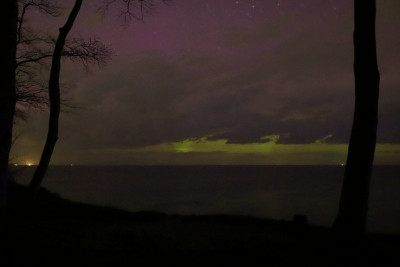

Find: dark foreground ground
2;182;400;266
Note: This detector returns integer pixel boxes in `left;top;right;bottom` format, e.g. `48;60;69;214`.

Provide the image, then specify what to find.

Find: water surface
12;165;400;233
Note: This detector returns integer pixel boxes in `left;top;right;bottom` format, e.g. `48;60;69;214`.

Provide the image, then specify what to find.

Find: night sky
12;0;400;165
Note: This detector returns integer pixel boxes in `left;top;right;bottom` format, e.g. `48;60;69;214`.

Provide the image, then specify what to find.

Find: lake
11;165;400;234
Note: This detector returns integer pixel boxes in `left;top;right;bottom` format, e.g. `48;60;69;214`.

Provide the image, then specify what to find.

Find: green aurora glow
62;135;400;165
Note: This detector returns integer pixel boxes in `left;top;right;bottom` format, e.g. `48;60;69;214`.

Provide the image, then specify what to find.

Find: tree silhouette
15;0;61;111
0;0;166;211
0;0;18;215
28;0;83;196
28;0;164;195
13;0;112;197
333;0;380;238
15;1;111;112
0;0;113;210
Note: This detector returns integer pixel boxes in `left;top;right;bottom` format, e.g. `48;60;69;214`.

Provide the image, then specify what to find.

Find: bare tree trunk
333;0;380;238
29;0;83;197
0;0;18;215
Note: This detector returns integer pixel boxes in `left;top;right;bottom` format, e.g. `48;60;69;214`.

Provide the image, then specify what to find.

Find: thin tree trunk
333;0;380;238
29;0;83;197
0;0;18;215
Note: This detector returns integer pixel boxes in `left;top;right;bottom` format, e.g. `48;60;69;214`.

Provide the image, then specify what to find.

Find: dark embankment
2;182;400;266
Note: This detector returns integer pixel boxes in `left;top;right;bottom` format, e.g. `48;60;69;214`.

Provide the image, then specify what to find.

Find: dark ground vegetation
2;182;400;266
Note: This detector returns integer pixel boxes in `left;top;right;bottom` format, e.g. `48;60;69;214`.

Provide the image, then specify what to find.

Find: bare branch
17;0;62;44
99;0;171;23
18;0;62;17
16;67;49;111
15;0;160;111
63;37;114;70
16;33;113;109
17;36;113;67
17;54;53;67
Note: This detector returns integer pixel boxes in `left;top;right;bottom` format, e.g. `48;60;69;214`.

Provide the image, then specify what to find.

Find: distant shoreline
10;164;400;167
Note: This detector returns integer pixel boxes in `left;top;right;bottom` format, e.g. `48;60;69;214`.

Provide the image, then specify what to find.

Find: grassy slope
3;182;400;266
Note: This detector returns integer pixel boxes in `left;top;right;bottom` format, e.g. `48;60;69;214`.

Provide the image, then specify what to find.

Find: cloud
11;0;400;165
60;50;356;149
